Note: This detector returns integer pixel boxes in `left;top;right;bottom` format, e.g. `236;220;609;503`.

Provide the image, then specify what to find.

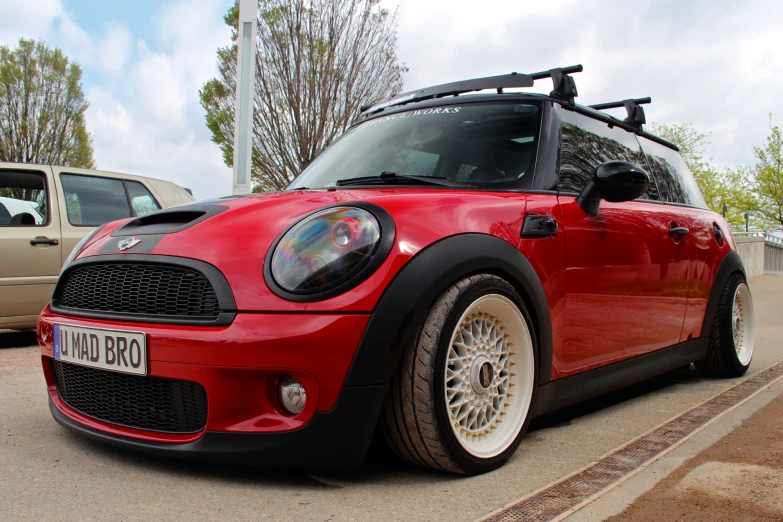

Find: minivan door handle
668;227;689;237
30;238;59;246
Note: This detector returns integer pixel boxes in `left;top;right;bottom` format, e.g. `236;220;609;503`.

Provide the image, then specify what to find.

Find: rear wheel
695;273;755;377
380;274;536;474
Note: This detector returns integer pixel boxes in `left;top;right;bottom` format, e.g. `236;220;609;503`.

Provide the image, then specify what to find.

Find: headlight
61;225;106;274
266;205;394;300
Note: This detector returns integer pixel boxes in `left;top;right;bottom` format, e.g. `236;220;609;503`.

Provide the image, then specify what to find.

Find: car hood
79;188;529;312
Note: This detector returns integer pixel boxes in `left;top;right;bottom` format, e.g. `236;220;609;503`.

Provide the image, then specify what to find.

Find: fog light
278;375;306;415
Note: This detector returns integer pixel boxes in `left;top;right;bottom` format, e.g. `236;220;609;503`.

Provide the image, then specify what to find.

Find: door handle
668;227;689;237
30;238;59;246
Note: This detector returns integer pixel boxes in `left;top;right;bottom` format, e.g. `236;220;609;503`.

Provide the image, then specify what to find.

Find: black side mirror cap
576;161;650;216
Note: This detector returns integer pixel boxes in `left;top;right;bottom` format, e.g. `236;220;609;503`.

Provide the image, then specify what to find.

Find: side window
558;110;659;200
125;181;161;217
60;174;131;226
0;171;48;226
638;137;707;207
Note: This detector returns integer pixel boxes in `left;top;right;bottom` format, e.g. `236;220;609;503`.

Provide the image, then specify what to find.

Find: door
0;165;62;322
554;110;690;376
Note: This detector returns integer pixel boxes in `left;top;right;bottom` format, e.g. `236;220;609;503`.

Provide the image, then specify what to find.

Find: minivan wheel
380;274;536;474
695;273;755;377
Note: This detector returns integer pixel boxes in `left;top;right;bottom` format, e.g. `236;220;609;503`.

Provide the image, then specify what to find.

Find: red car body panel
38;305;369;440
678;209;735;341
557;197;691;375
76;189;532;313
38;191;731;447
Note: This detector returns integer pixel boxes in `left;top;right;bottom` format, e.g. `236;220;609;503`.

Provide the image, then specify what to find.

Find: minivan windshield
288;101;542;190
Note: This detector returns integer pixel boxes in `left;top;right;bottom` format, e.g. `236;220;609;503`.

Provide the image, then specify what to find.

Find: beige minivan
0;162;195;329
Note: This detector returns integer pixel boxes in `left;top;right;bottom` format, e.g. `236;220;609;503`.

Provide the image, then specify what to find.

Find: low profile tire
380;274;537;474
696;273;755;378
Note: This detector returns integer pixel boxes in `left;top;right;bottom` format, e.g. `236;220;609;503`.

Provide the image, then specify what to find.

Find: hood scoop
113;204;228;236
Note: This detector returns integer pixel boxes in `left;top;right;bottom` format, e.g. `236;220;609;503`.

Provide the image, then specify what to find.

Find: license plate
53;323;147;375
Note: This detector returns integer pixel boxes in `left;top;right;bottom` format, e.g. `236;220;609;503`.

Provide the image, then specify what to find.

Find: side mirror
576;161;650;216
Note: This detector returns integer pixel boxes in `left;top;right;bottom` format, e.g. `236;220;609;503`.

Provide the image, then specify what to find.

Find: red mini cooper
37;66;755;474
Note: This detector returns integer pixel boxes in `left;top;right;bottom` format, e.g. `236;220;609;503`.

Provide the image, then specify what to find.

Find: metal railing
734;232;783;273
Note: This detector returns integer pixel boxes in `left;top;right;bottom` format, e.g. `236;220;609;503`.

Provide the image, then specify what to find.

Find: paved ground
606;383;783;521
1;275;782;521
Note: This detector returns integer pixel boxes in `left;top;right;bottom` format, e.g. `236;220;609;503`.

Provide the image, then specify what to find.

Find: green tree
0;39;95;168
649;123;752;229
748;118;783;229
200;0;406;192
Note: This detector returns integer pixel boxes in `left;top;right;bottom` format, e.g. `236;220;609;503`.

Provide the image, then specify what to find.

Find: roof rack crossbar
589;97;650;131
528;64;583;105
359;72;536;115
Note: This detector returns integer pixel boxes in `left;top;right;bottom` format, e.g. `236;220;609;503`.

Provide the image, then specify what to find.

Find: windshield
288;101;542;189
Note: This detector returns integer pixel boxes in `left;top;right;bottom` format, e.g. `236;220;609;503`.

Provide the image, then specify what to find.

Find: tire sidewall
719;273;752;376
432;276;538;474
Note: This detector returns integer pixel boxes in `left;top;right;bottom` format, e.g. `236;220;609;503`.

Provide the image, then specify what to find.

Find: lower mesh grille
51;360;207;433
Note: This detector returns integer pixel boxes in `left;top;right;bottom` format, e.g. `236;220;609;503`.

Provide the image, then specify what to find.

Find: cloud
0;0;232;200
395;0;783;170
2;0;782;198
0;0;65;46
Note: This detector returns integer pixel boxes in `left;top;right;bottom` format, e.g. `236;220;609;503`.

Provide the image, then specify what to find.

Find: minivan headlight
266;205;393;299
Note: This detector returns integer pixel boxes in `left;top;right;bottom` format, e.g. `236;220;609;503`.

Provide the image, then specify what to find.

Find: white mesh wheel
732;283;755;366
443;294;535;459
696;273;755;378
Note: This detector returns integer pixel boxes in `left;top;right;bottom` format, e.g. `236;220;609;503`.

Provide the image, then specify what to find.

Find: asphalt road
1;276;782;522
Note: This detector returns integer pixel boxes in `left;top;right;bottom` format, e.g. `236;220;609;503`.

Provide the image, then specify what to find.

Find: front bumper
38;305;386;466
48;385;387;468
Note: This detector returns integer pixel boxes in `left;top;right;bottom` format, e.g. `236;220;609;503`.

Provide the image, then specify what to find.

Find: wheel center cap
471;356;494;394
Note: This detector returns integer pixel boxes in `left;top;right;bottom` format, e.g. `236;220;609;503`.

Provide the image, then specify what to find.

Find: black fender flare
700;250;746;338
343;233;553;387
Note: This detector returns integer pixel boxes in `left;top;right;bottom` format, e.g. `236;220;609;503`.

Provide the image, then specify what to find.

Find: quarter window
125;181;161;217
61;174;131;226
0;170;48;226
558;110;659;200
638;137;707;207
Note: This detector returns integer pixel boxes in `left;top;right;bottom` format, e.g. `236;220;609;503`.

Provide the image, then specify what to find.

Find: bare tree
201;0;406;191
0;39;95;168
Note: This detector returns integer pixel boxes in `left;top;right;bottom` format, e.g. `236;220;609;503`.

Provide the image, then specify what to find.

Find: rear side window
125;181;160;217
638;137;707;207
0;170;48;226
557;110;659;200
61;174;131;226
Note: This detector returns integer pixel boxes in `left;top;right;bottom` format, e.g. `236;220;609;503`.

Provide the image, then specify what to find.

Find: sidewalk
606;386;783;521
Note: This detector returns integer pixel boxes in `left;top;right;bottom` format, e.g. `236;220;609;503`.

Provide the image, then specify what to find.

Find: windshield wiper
335;171;461;187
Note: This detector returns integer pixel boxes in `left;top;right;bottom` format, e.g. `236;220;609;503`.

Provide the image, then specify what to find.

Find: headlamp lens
270;207;381;294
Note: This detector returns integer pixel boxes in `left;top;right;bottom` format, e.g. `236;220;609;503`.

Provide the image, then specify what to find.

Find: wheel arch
343;233;553;388
700;250;746;338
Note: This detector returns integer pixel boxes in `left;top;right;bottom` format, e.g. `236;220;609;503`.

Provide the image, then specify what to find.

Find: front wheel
696;273;755;377
380;274;537;474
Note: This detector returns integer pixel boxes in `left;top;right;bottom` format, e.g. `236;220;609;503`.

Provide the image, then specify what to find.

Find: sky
1;0;782;199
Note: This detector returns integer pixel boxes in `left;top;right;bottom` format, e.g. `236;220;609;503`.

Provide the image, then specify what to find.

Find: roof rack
529;64;583;105
358;64;584;116
589;97;650;131
360;72;535;115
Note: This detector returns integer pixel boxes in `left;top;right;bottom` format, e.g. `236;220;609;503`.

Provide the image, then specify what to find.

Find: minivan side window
638;137;707;208
558;110;660;200
61;174;131;226
0;170;48;226
125;181;161;217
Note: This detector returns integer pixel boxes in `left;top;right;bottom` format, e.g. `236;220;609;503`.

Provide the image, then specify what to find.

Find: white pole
231;0;258;195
